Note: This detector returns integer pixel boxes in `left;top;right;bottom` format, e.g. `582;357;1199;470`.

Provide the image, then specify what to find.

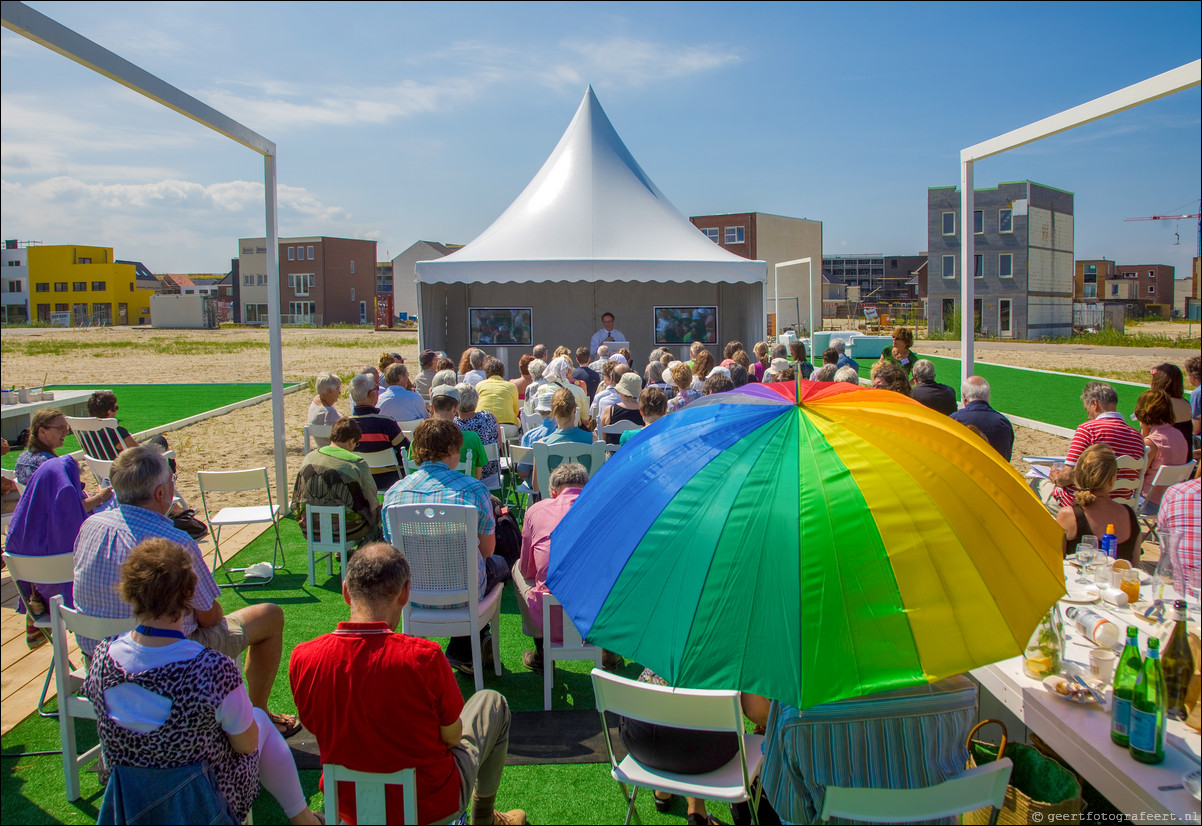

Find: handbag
963;719;1084;825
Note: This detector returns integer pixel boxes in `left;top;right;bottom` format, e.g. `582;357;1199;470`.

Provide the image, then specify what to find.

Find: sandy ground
0;324;1190;509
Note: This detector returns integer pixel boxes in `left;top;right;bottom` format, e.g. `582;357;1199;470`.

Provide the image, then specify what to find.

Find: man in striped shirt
1040;382;1145;508
349;372;406;488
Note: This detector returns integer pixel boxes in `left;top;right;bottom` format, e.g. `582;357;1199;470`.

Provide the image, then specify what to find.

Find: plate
1042;675;1103;704
1060;592;1100;605
1186;769;1201;801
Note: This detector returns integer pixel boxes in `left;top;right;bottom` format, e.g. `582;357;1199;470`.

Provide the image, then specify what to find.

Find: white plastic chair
305;505;357;587
360;448;404;482
542;593;601;711
49;595;137;802
2;551;75;717
385;503;502;692
396;419;426;437
818;758;1013;824
532;441;606;498
303;423;332;454
599;420;641;454
196;467;284;587
520;410;543;433
83;455;114;488
321;764;417;825
1138;460;1196;546
0;468;18;537
481;442;502;493
591;668;765;826
1111;453;1147;512
498;422;521;452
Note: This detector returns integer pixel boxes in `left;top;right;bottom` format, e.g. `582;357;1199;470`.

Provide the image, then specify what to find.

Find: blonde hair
1072;443;1117;507
671;363;693;390
551;388;576;420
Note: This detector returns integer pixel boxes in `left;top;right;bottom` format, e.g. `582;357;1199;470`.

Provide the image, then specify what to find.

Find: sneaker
481;633;495;671
522;649;543;671
493;809;528;825
601;649;623;671
446;651;475;677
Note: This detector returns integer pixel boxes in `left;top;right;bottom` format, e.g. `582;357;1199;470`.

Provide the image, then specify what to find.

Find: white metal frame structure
957;60;1201;389
774;257;814;339
2;1;289;507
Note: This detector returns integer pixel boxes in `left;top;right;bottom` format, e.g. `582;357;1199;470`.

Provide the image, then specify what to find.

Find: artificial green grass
1;519;737;826
856;357;1149;431
2;383;293;471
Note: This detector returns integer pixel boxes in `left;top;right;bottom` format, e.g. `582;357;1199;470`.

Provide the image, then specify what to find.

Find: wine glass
1075;536;1098;585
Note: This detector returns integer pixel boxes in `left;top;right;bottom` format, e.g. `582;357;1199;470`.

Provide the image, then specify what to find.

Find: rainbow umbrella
546;380;1065;709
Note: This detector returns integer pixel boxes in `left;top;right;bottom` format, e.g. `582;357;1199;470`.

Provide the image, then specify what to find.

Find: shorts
189;613;249;659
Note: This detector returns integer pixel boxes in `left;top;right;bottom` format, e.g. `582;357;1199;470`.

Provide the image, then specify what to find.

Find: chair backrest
1147;460;1196;489
322;764;417;825
1;551;75;587
397;419;426;435
819;758;1013;824
64;416;124;461
1;467;24;496
532;441;606;498
303;424;332;454
520;410;543;433
591;667;744;733
84;455;114;488
1113;453;1147;510
544;593;591;652
359;450;402;475
384;503;479;606
499;423;520;447
196;466;271;494
305;504;350;549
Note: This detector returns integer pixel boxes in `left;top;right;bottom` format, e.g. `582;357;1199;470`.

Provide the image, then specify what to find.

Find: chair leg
306;540;317;587
470;626;485;693
36;658;57;718
544;652;554;711
620;782;639;826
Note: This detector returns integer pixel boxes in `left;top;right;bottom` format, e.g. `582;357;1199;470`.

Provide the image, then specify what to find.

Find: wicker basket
963;720;1084;825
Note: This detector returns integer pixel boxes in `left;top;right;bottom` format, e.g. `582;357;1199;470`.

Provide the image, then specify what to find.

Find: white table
0;389;99;441
973;569;1201;820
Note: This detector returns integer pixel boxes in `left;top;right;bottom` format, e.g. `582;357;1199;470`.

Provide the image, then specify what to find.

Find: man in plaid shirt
1158;477;1200;599
383;419;507;676
73;446;299;735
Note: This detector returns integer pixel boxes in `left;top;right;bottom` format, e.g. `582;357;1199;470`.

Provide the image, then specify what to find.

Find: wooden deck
0;522;268;735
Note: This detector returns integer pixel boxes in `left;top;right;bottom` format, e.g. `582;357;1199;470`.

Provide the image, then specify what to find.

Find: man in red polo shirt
289;543;524;825
1039;381;1145;508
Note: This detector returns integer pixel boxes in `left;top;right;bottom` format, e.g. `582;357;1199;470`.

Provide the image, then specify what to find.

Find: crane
1125;201;1201;257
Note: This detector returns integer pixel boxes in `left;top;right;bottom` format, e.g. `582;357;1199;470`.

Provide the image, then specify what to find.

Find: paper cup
1089;648;1116;683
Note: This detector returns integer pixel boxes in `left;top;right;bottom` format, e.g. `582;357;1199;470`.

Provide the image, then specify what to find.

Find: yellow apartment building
27;245;154;325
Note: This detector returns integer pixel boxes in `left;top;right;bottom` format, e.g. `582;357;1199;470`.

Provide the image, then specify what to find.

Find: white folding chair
542;593;601;711
359;449;404;489
49;595;137;802
818;758;1013;825
481;442;502;493
591;668;766;826
0;468;18;537
397;419;426;437
1111;453;1147;513
303;423;332;454
600;420;641;453
83;455;114;489
64;416;125;460
1;551;75;717
532;441;606;498
1138;460;1196;547
321;764;417;825
305;505;356;587
196;467;284;587
520;410;543;433
498;423;521;452
385;503;502;692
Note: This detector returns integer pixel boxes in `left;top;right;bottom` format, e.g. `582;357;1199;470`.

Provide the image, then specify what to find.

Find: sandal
654;792;673;813
269;711;302;738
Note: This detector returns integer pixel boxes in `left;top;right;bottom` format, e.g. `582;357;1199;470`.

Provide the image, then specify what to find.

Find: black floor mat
290;709;626;770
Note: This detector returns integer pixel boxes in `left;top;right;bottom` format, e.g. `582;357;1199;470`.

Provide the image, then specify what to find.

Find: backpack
492;506;521;568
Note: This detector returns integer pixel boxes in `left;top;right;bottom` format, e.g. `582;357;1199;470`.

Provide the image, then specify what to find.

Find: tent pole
265;153;287;510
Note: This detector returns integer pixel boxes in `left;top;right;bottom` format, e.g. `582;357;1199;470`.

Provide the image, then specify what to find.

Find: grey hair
385;362;409;384
469;348;486;369
431;369;458;390
110;445;172;506
834;366;860;384
812;364;838;382
315;372;342;396
911;359;935;383
549;461;589;491
350;373;378;404
771;343;787;359
831;338;846;353
596;344;610;358
1081;381;1117;408
456;382;479;413
961;375;991;403
528;359;547;381
345;543;411;606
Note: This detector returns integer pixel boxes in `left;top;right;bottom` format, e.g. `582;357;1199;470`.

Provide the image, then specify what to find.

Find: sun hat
616;372;644;399
708;366;731;379
430;385;460;401
533;386;556;413
770;358;790;374
608;353;629;366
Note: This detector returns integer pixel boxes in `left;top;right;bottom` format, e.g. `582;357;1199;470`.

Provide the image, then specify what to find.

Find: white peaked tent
416;86;767;361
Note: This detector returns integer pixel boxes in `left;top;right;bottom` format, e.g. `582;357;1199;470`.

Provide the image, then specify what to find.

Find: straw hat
616;372;644;399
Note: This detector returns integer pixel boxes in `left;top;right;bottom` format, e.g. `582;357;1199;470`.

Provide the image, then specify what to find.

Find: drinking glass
1075;536;1098;585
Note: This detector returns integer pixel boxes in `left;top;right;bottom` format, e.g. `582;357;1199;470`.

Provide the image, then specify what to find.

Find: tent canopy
416;86;766;285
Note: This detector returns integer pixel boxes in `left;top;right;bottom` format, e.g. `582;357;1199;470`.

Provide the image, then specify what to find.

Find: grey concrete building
927;181;1074;339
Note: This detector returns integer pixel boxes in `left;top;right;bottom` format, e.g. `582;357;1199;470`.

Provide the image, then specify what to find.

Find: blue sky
2;1;1199;277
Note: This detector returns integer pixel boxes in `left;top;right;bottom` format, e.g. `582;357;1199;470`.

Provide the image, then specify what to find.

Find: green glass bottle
1110;625;1141;747
1128;637;1165;764
1163;600;1196;721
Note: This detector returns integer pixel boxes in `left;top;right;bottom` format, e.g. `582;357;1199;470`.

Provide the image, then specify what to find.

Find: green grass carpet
856;357;1148;430
0;519;739;825
2;383;292;471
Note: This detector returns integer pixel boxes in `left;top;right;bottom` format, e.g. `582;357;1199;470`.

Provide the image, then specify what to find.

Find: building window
256;274;267;285
6;260;20;267
77;257;92;264
292;274;312;296
1148;285;1155;294
942;255;956;279
35;282;49;293
242;246;253;254
1085;264;1097;276
998;254;1013;278
703;227;719;243
54;282;69;292
7;280;19;292
724;226;745;244
55;303;69;312
973;210;984;235
999;208;1013;234
350;287;356;302
942;212;956;236
1110;284;1120;297
73;281;87;291
307;246;315;260
256;247;267;254
287;247;295;261
1147;270;1155;278
243;274;254;286
349;260;355;274
974;254;983;279
1084;284;1097;298
92;281;106;291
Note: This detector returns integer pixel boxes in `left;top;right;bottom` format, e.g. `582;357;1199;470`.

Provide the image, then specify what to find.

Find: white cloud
556;37;744;89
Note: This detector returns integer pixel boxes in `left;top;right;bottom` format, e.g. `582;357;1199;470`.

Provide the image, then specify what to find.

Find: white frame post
775;257;814;340
957;59;1200;390
2;0;289;507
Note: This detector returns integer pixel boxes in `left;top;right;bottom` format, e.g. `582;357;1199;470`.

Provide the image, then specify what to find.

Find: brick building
235;236;377;325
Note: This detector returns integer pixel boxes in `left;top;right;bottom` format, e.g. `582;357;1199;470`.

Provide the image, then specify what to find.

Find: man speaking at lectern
589;312;627;357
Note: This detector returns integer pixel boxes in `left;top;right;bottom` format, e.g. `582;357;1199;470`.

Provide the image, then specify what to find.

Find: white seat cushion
209;505;279;526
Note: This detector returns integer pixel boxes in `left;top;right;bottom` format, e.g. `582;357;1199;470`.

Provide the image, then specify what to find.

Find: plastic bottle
1129;637;1165;764
1163;600;1196;721
1111;626;1142;747
1100;523;1117;559
1065;605;1120;649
